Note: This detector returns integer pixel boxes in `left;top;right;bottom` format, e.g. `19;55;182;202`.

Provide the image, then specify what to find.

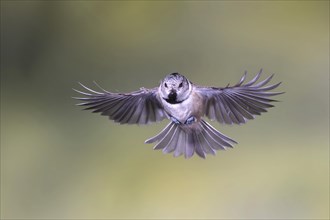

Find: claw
170;116;181;125
185;116;196;125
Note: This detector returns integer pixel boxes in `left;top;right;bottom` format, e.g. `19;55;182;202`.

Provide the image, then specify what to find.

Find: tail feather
176;129;186;155
201;121;236;148
163;126;180;153
173;130;187;158
153;123;176;150
200;123;228;150
194;133;206;159
199;132;216;155
145;119;237;159
145;122;174;144
186;132;196;158
201;120;237;145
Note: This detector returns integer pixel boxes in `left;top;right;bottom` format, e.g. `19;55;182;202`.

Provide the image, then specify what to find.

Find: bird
73;69;282;159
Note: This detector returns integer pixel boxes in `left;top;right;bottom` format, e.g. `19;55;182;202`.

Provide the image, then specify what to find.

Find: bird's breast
162;90;204;124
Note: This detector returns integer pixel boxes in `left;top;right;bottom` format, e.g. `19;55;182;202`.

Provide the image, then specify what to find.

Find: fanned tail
145;119;237;159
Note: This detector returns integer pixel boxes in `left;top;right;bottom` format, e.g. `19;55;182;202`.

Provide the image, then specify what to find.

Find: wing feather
73;83;166;124
197;69;283;125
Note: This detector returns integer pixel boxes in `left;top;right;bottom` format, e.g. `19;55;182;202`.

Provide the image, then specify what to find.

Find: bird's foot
170;116;181;125
185;116;197;125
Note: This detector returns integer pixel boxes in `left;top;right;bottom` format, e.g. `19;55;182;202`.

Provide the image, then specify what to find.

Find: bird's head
159;72;192;104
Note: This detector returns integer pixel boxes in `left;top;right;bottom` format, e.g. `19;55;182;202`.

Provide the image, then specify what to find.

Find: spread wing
73;82;166;124
196;69;283;125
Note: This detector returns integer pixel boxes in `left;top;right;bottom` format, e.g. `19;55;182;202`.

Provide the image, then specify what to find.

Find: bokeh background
1;1;329;219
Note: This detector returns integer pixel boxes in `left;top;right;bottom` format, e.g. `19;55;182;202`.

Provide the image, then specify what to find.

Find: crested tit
73;69;282;159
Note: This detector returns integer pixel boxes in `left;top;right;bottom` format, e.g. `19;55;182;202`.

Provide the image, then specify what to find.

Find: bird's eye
179;83;183;88
164;83;168;88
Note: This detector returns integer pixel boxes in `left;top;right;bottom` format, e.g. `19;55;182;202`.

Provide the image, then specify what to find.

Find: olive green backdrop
1;1;329;219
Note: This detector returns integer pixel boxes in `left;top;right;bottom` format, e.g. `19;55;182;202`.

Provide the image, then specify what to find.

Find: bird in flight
73;69;282;159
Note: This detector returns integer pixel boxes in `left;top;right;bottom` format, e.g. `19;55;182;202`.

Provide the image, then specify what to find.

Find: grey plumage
73;85;166;124
144;120;237;159
73;69;282;159
198;69;282;125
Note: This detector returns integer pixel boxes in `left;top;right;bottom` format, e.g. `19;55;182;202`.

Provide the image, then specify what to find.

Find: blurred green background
1;1;329;219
